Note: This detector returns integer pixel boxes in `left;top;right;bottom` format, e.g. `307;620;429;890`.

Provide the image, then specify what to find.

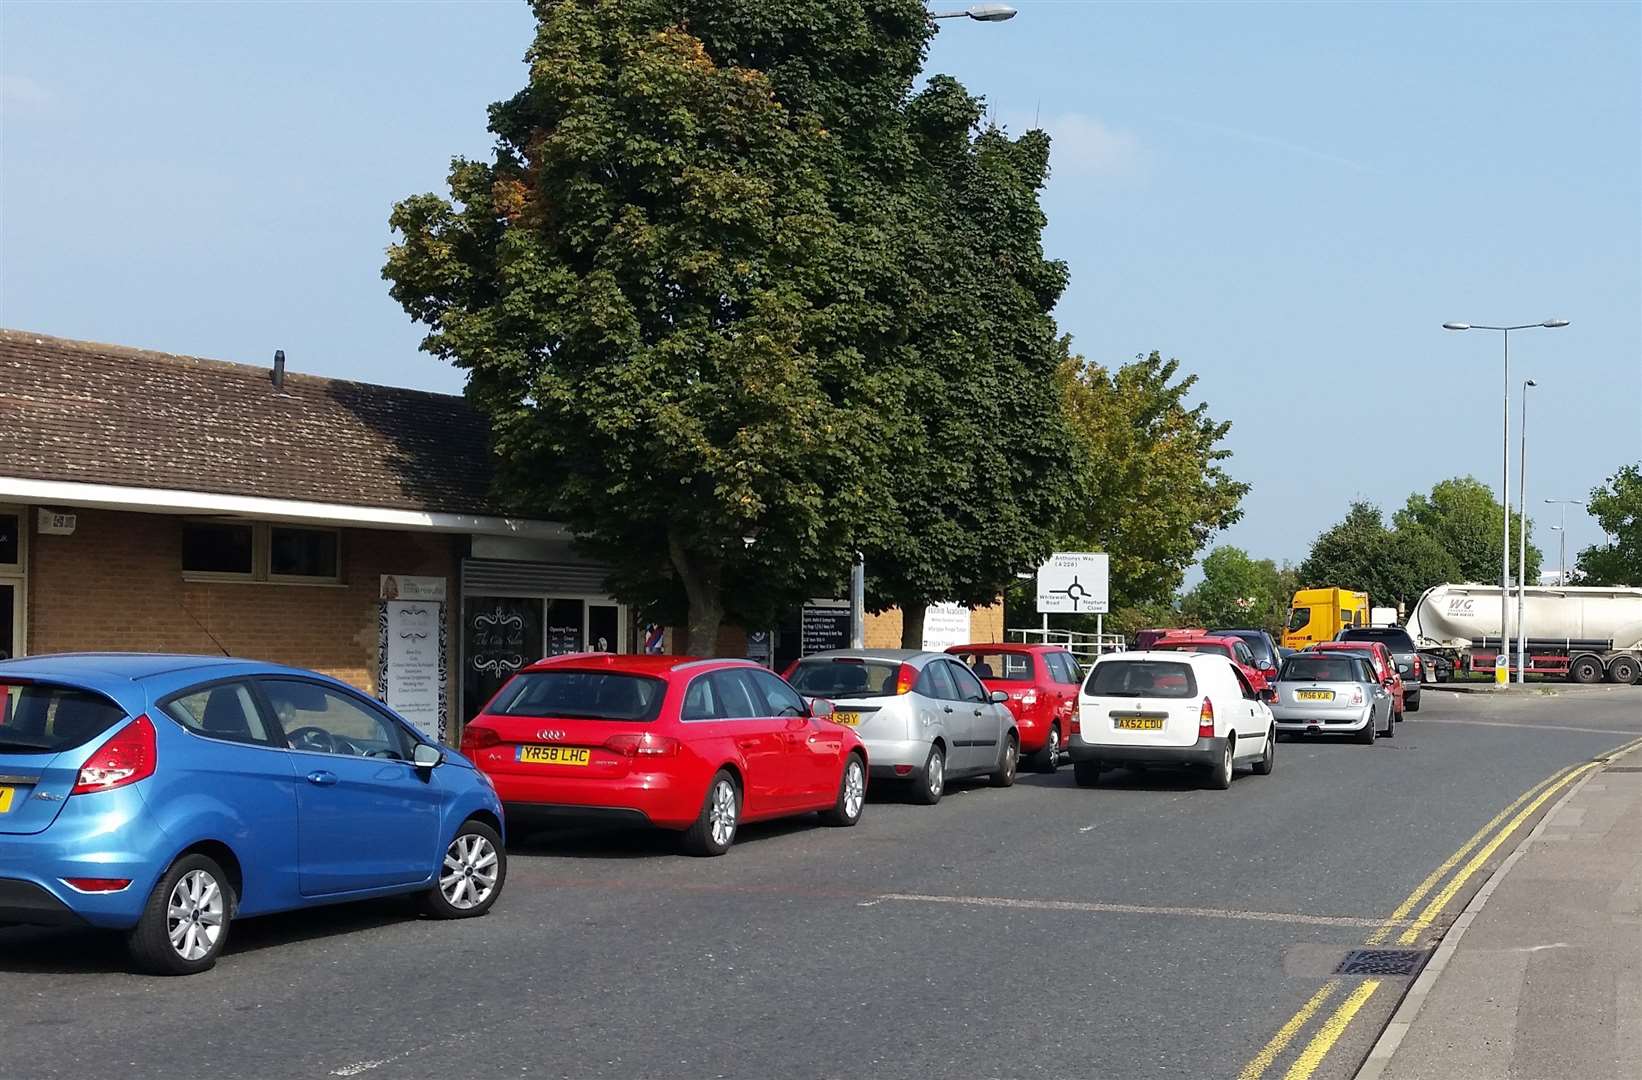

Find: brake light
71;715;156;796
1350;686;1365;706
460;723;501;753
1413;656;1423;677
1198;698;1215;738
1069;717;1081;735
603;733;680;758
62;877;132;893
895;664;917;695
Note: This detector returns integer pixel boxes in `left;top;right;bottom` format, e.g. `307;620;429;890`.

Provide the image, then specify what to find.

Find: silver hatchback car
1271;651;1394;743
787;650;1020;805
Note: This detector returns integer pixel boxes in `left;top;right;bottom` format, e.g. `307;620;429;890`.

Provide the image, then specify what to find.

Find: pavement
2;688;1640;1080
1358;736;1642;1080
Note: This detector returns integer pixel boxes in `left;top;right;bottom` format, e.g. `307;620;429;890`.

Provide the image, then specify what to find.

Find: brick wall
25;507;458;696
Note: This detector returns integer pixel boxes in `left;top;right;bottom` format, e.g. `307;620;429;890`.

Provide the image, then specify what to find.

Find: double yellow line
1239;737;1642;1080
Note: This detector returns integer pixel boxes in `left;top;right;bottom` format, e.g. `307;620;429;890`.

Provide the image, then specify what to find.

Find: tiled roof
0;329;503;516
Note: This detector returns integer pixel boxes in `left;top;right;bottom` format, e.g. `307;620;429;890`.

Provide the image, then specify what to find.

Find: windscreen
0;682;128;754
950;651;1033;681
788;658;901;699
1084;660;1198;699
488;671;666;722
1287;608;1311;632
1280;656;1362;683
1339;628;1415;652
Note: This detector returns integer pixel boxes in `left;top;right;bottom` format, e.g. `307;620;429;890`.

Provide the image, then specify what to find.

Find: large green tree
863;78;1075;646
1298;501;1463;611
1393;476;1541;586
384;0;937;653
1576;463;1642;585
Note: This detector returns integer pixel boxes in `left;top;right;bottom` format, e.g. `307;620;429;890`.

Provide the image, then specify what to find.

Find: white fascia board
0;476;570;539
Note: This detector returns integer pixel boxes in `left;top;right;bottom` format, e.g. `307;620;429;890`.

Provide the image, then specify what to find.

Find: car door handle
943;706;955;713
305;771;338;786
973;709;984;716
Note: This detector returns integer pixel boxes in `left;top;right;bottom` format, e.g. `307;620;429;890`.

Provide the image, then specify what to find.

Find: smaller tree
1298;502;1395;597
1576;463;1642;585
1394;476;1541;585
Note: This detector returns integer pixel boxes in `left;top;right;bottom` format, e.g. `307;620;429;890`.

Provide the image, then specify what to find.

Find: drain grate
1334;948;1430;976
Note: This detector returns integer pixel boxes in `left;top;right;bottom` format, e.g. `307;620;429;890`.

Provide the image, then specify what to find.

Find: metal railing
1005;627;1126;663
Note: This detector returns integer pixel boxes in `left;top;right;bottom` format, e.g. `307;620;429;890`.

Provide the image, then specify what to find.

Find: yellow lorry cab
1284;588;1370;650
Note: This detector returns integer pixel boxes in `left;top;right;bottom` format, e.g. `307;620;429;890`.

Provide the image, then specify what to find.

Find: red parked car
461;654;868;856
1308;640;1405;718
1151;633;1275;694
947;643;1084;772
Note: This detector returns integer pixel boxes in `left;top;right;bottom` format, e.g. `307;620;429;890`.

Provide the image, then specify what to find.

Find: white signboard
36;509;77;535
921;603;972;651
381;575;448;602
1036;552;1109;614
381;600;446;740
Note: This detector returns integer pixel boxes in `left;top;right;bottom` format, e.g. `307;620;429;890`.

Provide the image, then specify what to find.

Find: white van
1071;651;1276;790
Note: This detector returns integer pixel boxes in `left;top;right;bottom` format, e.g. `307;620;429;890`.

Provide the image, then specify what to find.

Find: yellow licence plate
1113;717;1164;731
834;711;861;726
1297;690;1335;701
0;786;13;814
517;745;592;767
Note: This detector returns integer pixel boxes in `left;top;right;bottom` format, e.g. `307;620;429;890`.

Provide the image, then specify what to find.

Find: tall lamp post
1516;378;1536;684
1443;319;1570;683
1544;498;1587;585
930;3;1018;19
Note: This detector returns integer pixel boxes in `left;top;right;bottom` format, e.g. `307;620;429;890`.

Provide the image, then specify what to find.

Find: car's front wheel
1252;726;1275;775
821;754;867;827
1382;704;1395;738
127;853;232;976
425;819;506;918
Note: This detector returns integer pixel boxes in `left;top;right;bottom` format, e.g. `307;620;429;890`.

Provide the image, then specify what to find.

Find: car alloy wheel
927;752;944;798
440;831;501;911
843;758;865;821
1038;726;1061;773
167;868;225;963
709;777;738;848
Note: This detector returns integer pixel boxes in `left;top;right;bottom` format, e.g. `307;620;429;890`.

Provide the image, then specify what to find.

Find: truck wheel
1605;656;1638;685
1569;655;1604;685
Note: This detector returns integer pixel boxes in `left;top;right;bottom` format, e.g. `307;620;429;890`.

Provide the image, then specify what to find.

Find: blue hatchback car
0;654;507;974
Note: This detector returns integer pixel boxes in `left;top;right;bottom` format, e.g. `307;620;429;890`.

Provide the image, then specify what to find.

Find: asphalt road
3;686;1639;1080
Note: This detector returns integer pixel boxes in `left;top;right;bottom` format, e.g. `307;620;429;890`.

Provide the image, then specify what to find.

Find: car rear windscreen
950;651;1033;681
1084;660;1198;699
1339;628;1415;651
0;682;128;754
1281;657;1362;683
488;672;666;722
788;658;902;698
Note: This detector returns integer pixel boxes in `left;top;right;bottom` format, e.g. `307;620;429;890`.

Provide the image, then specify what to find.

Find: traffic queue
0;625;1425;974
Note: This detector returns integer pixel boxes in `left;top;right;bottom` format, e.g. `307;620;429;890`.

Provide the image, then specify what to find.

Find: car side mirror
807;697;835;720
412;743;444;770
989;690;1009;705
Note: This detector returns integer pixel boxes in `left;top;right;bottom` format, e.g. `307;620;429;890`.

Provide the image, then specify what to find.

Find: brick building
0;329;1003;740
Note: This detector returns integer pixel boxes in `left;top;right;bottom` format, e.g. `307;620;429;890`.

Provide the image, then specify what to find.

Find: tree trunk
668;530;724;657
898;600;926;650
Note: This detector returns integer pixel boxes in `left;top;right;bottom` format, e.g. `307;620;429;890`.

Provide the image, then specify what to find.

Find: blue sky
3;0;1638;573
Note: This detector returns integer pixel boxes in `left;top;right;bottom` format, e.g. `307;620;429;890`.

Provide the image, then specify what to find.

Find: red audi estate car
1151;633;1274;694
947;643;1083;772
461;655;867;856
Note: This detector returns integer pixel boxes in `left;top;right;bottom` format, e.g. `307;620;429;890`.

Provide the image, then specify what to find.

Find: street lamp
930;4;1018;20
1516;378;1536;684
1545;498;1587;585
1443;318;1570;683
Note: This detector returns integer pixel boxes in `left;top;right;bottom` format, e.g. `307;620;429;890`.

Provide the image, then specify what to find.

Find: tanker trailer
1405;583;1642;683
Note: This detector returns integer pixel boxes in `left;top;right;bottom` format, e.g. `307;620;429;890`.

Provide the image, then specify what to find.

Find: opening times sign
1036;553;1110;614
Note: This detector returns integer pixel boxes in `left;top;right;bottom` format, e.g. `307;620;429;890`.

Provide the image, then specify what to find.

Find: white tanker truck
1405;583;1642;684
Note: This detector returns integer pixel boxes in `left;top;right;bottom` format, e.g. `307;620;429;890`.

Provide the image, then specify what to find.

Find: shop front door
462;597;544;723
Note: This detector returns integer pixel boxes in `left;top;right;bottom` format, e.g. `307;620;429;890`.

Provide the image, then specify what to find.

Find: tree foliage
1576;463;1642;585
1180;546;1295;636
384;0;942;653
1393;476;1541;586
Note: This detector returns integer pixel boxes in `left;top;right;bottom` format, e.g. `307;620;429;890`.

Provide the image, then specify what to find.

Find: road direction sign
1037;552;1109;614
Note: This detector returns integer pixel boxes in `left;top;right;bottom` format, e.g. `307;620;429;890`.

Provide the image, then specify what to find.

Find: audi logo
536;729;567;741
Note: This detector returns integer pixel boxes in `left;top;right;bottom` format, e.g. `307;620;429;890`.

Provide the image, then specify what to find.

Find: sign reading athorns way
1036;552;1110;614
378;575;449;741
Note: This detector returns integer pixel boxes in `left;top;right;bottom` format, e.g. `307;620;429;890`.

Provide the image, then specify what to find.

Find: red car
947;643;1084;772
1309;641;1405;718
460;654;867;856
1151;633;1274;694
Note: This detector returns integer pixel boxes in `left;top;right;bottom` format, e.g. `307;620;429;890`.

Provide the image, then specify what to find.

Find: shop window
269;526;340;580
182;523;255;576
0;512;18;567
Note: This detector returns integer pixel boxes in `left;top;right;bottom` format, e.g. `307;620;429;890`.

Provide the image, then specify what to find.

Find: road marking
1237;981;1341;1080
872;892;1402;929
1283;979;1381;1080
1396;760;1601;945
1420;717;1642;737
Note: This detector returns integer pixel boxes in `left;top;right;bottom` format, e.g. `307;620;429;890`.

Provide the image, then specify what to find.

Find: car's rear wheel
1406;693;1421;713
1073;760;1101;788
1356;714;1377;744
910;744;946;806
127;853;232;976
425;819;506;918
1031;725;1061;773
990;734;1019;788
684;771;741;856
1253;726;1275;775
1205;739;1234;789
821;754;866;827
